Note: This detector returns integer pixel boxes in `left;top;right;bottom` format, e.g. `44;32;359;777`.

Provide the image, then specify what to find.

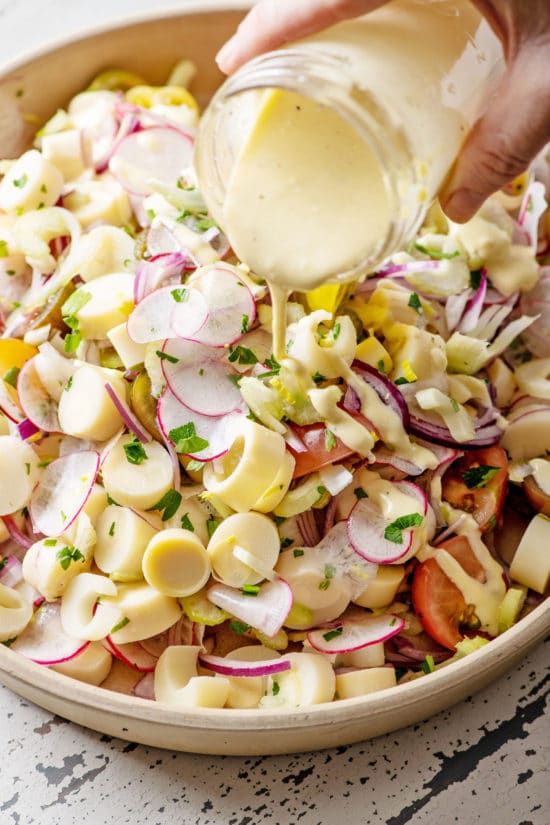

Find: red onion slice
104;382;152;444
307;614;405;654
351;360;409;427
109;125;194;197
16;418;41;441
198;652;291;678
1;517;33;550
372;446;423;476
207;579;293;638
12;601;89;665
458;269;487;334
29;450;100;536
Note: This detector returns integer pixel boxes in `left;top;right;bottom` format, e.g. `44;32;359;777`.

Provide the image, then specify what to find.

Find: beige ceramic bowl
0;2;548;755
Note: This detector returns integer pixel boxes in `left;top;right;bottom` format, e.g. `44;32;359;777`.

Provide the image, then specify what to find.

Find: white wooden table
0;2;548;822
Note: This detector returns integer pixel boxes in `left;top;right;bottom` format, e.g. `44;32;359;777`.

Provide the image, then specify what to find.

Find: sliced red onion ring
409;408;502;449
127;284;208;344
12;601;89;665
1;517;33;550
458;269;487;333
296;509;321;547
351;360;409;427
198;652;291;678
29;450;100;536
156;387;245;461
0;553;23;587
307;614;405;654
161;338;242;417
187;266;256;348
17;418;41;441
207;578;293;638
133;252;193;304
445;290;472;333
104;636;158;673
342;384;361;414
109;125;194;197
95;110;141;174
104;382;151;444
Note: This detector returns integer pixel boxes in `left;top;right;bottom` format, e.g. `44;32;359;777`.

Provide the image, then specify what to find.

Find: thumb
216;0;386;75
440;43;550;222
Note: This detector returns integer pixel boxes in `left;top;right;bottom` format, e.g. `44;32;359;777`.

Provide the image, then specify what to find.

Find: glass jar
195;0;503;290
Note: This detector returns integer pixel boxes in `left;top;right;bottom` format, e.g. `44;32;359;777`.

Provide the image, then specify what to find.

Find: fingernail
216;38;238;73
441;188;480;223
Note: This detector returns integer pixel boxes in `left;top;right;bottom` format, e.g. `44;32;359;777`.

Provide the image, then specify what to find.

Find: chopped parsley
180;512;194;532
111;617;130;634
414;242;459;260
354;487;367;500
24;463;30;475
186;459;205;472
273;515;286;526
293;548;305;558
312;371;326;385
227;345;258;365
421;654;436;674
0;558;6;571
44;539;57;547
462;465;499;489
395;376;412;386
316;485;328;502
0;240;8;258
384;512;424;544
469;269;483;290
108;522;116;537
322;627;343;642
123;437;148;465
13;174;28;189
242;584;260;596
377;359;387;374
271;680;280;696
319;563;335;590
240;314;249;334
62;290;92;317
56;545;83;570
408;292;422;314
65;375;73;391
149;489;182;521
324;429;336;452
206;517;220;538
3;366;19;388
450;398;460;413
264;355;281;374
156;349;179;364
332;322;341;340
171;287;189;303
169;422;209;454
280;537;293;550
229;620;250;635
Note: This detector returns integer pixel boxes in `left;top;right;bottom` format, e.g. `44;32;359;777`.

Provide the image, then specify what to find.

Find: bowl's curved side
1;600;548;755
0;4;548;756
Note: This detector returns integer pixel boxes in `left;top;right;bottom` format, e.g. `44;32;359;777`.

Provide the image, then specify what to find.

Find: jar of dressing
195;0;503;292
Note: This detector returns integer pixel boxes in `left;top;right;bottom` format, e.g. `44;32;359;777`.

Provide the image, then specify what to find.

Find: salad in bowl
0;61;548;712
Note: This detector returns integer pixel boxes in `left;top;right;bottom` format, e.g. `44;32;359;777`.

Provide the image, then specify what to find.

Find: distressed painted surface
0;2;549;822
0;641;547;824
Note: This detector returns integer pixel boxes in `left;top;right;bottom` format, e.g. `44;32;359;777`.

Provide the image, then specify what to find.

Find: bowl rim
0;1;548;732
1;599;547;730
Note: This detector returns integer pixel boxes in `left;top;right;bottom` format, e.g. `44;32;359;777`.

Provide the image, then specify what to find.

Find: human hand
216;0;550;223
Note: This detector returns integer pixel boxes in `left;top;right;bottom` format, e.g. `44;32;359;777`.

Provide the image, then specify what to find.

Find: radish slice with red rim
108;125;194;197
126;285;208;344
161;339;242;417
307;614;405;654
133;252;193;304
348;498;421;564
207;579;293;637
156;387;246;462
29;450;100;536
17;357;59;433
104;636;158;673
186;266;256;347
198;653;291;678
11;601;89;665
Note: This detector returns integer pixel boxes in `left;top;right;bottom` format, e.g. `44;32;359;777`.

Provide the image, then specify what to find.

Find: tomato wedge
442;446;508;531
288;423;355;479
412;535;487;650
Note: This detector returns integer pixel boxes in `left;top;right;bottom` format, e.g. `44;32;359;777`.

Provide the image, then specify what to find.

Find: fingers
440;43;550;222
216;0;387;75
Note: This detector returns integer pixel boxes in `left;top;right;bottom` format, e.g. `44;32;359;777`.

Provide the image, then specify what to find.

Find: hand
216;0;550;223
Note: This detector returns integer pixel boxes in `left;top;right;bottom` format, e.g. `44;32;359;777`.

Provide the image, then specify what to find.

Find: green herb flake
0;240;8;258
156;349;179;364
180;512;194;532
111;616;130;634
229;620;250;635
408;292;422;314
242;584;260;596
319;563;335;590
271;680;280;696
487;514;497;530
316;485;328;502
293;548;305;558
228;345;258;366
450;398;460;413
13;174;28;189
44;539;57;547
64;331;81;353
469;269;483;290
240;314;249;334
354;487;367;500
171;287;189;303
421;654;436;674
150;489;182;522
384;512;424;544
56;545;84;570
62;290;92;318
273;515;286;526
463;465;499;490
414;242;459;261
377;359;387;374
312;371;326;385
65;375;73;391
186;459;205;473
123;437;148;465
108;522;116;537
264;355;281;374
24;462;30;476
332;322;341;340
206;517;220;538
3;366;19;388
322;627;343;642
394;376;411;386
324;429;336;452
280;537;293;550
146;208;156;221
169;422;209;454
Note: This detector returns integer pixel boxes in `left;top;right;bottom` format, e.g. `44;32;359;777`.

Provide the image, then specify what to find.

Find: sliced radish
104;636;158;673
34;342;75;403
104;383;151;444
12;601;89;665
187;266;256;347
393;480;429;515
161;338;242;417
29;450;100;536
156;387;245;461
109;125;194;196
198;652;291;677
17;357;59;433
127;285;208;344
134;252;193;304
307;614;405;654
207;578;293;637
